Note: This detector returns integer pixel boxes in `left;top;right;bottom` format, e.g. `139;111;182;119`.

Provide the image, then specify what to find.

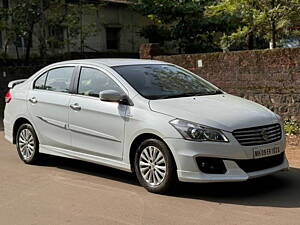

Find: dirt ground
0;131;299;225
286;135;300;168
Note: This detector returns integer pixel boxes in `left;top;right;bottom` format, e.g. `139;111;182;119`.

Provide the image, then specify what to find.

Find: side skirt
39;145;132;172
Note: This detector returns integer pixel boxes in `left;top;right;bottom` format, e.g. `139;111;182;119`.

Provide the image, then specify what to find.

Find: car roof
52;58;170;67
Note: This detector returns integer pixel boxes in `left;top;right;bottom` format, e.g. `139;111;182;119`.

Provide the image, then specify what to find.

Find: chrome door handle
29;97;38;104
70;103;81;111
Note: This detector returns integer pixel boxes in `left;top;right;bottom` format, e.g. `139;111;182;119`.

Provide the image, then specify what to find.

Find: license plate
253;146;281;159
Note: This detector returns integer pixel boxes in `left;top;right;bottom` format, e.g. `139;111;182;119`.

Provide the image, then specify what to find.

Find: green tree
46;0;102;56
0;0;42;62
139;24;171;44
0;7;15;59
134;0;223;53
206;0;300;50
0;0;102;62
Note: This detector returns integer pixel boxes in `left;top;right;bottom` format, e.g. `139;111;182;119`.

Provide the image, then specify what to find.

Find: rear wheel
134;139;177;194
16;123;40;164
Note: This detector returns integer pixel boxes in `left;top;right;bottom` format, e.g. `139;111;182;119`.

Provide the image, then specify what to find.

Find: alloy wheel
139;146;167;186
18;128;35;160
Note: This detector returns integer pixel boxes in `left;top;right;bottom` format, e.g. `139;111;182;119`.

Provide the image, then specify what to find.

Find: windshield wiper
155;90;224;99
197;89;224;96
157;93;197;99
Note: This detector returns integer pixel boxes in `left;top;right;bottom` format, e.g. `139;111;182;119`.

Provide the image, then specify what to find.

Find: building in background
0;0;150;58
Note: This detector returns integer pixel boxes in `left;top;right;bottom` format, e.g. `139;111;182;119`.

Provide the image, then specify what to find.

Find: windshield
112;64;222;100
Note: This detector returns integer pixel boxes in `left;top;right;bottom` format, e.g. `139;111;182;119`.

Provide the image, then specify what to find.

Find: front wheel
134;139;177;194
16;123;40;164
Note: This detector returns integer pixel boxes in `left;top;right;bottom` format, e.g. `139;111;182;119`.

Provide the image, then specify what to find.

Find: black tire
16;123;40;164
134;138;177;194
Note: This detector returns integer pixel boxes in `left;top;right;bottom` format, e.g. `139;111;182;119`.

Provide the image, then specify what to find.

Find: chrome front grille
233;124;282;146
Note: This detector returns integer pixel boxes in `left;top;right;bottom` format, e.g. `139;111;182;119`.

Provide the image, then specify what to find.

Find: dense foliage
134;0;300;53
0;0;102;63
207;0;300;50
134;0;236;53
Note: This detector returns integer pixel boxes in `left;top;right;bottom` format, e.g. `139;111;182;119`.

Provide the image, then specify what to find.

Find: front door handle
29;97;38;104
70;103;81;111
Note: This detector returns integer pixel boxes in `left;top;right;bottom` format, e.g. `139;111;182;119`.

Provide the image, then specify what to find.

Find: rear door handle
29;97;38;104
70;103;81;111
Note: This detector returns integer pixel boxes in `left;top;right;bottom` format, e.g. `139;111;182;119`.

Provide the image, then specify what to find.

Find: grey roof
55;58;168;67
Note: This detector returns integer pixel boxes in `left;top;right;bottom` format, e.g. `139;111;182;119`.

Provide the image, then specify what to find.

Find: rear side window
45;67;74;93
34;72;47;89
78;67;123;97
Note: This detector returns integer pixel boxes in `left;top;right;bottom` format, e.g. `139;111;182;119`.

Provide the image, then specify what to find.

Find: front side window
34;72;47;90
45;67;74;93
112;64;221;100
78;67;123;97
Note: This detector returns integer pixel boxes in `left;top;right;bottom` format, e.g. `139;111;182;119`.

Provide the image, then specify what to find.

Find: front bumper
164;132;289;183
177;157;288;183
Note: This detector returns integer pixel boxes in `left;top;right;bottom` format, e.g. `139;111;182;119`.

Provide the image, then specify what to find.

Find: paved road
0;132;300;225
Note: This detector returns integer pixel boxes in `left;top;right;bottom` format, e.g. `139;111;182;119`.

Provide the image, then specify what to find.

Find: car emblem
261;128;269;141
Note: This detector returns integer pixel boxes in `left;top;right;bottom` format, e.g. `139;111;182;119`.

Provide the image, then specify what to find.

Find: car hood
149;94;279;132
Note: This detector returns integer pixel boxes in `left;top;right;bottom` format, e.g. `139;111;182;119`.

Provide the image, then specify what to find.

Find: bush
284;119;300;135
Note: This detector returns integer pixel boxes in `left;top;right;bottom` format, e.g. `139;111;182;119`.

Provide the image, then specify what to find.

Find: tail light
5;89;12;103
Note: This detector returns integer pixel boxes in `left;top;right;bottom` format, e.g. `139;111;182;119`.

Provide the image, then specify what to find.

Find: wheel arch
13;117;33;144
129;133;177;173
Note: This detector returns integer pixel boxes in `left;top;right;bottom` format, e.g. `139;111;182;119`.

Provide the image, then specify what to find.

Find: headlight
169;119;229;142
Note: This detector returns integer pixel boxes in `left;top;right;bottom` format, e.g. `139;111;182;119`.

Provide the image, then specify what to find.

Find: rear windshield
112;64;220;100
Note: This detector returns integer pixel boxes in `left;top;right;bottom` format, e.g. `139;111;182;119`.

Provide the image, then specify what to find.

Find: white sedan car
3;59;289;193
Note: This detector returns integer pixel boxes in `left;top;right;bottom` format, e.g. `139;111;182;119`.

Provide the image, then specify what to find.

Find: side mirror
99;90;133;105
